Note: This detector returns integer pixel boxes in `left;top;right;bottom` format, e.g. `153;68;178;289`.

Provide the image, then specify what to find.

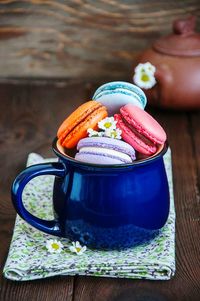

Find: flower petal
104;128;122;140
46;239;63;253
69;246;76;253
98;117;117;131
82;246;87;252
135;62;156;75
133;71;156;89
75;241;81;248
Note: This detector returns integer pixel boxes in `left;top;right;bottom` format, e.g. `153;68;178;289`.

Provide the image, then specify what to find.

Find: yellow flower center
141;73;150;82
52;243;59;250
104;122;112;128
76;247;81;252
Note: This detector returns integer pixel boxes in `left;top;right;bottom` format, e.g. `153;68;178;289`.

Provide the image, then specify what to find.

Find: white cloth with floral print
4;149;175;281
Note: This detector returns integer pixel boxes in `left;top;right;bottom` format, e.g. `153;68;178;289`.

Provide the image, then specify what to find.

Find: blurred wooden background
0;0;200;82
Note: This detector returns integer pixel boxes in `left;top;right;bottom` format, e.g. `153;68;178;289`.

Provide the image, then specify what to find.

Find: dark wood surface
0;81;200;301
0;0;200;81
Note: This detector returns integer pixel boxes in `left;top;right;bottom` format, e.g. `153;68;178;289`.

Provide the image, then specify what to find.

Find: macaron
93;81;147;115
57;101;108;148
114;104;167;155
75;137;136;164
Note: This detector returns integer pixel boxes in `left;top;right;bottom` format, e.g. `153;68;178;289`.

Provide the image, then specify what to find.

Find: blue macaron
92;81;147;115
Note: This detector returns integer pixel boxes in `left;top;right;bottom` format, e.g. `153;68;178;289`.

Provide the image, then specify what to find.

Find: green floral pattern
3;149;175;281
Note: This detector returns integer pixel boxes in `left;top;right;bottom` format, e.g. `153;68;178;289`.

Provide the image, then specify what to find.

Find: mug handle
11;162;66;236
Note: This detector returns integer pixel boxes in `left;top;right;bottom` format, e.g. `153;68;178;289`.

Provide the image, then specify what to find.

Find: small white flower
98;117;117;131
145;62;156;74
69;241;87;255
104;128;122;140
46;239;63;254
135;62;156;75
133;71;156;89
87;128;103;137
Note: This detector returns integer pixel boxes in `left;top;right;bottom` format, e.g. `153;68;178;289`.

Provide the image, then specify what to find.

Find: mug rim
52;137;169;169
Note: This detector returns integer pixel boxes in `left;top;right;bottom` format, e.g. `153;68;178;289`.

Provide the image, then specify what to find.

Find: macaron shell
121;104;167;144
75;136;136;164
114;114;157;155
93;81;147;108
77;137;136;160
78;146;132;163
61;106;107;148
57;101;102;139
75;153;124;165
93;90;143;115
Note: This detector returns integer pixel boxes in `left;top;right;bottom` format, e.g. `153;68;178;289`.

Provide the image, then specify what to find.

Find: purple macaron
75;137;136;165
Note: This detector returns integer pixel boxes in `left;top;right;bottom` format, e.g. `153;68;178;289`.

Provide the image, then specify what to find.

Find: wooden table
0;81;200;301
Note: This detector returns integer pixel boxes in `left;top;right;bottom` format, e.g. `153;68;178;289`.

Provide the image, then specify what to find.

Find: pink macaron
114;104;167;155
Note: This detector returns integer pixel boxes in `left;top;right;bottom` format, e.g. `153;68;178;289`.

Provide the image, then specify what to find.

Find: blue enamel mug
12;138;170;250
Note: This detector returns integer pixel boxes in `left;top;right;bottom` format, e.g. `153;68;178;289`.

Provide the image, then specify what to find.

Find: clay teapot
137;16;200;109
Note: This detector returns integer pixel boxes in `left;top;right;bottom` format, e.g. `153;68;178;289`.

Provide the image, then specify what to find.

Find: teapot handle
11;162;66;236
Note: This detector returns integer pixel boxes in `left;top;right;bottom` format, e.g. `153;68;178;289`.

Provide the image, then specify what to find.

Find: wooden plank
0;0;200;80
0;82;90;301
0;276;74;301
190;111;200;190
73;110;200;301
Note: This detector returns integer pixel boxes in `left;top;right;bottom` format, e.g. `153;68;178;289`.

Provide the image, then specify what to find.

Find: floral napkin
4;149;175;281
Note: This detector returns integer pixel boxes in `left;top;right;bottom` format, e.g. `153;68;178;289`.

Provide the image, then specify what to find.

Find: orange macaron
57;101;108;148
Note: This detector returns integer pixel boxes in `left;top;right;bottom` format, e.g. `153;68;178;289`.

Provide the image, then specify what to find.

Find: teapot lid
153;16;200;56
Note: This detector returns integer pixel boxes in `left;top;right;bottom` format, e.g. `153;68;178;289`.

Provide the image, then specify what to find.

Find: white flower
135;62;156;75
69;241;87;255
46;239;63;254
133;62;156;89
98;117;117;131
87;128;103;137
104;128;122;140
133;71;156;89
145;62;156;74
